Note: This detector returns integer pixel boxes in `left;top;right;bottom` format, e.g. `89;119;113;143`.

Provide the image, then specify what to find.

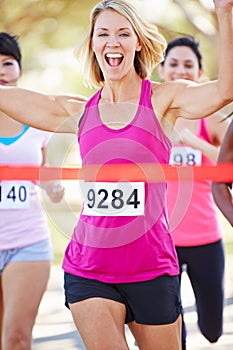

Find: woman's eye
4;61;14;66
98;33;108;37
119;33;129;37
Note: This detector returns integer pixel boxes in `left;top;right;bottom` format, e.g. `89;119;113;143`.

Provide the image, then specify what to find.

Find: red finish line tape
0;163;232;182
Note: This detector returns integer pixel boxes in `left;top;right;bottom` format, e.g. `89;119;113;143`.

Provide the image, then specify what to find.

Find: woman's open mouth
105;53;123;67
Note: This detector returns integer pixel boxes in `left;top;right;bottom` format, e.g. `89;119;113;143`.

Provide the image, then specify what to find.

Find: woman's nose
0;65;5;74
106;37;120;47
176;65;187;75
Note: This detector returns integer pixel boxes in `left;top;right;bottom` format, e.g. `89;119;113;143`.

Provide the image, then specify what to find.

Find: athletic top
0;126;51;250
62;79;179;283
167;118;222;247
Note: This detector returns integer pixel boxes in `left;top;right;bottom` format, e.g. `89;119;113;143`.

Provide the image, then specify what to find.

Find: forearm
212;182;233;226
188;137;219;162
215;3;233;101
177;129;220;162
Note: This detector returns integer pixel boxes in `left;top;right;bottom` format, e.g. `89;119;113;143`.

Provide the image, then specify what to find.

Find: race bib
0;181;31;209
81;181;145;216
169;147;202;166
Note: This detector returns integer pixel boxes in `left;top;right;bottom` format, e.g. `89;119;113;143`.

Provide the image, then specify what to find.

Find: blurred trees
0;0;221;88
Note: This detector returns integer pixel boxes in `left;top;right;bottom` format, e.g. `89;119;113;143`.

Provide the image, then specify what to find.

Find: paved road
33;257;233;350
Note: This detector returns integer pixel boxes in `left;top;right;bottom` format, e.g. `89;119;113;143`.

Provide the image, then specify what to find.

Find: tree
0;0;219;83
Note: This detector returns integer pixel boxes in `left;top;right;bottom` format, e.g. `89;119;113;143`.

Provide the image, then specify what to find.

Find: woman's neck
101;73;142;103
0;112;24;137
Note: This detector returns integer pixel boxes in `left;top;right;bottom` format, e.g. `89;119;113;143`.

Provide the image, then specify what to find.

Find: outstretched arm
212;120;233;226
0;86;87;134
164;0;233;121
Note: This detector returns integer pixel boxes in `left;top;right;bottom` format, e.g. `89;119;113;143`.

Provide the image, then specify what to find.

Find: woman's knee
2;326;31;350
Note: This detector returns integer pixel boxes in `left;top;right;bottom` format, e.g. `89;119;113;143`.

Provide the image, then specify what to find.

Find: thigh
186;241;224;337
70;298;129;350
129;315;182;350
122;275;182;349
2;260;50;331
186;241;224;307
65;273;129;350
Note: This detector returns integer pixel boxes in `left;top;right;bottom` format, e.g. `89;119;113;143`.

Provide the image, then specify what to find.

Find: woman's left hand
173;128;199;147
44;182;65;203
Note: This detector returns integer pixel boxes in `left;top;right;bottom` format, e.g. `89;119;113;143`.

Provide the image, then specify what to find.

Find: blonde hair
75;0;167;88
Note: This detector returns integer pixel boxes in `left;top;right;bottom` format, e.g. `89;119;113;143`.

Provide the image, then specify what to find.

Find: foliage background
0;0;224;94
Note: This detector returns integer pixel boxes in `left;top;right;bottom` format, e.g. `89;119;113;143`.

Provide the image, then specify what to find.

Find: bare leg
129;314;182;350
69;298;130;350
1;261;50;350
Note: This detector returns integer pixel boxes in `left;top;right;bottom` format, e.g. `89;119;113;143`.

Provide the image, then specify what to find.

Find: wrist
215;3;233;13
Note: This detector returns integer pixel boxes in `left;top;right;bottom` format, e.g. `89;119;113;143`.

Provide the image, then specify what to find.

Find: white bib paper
0;181;31;209
169;147;202;166
81;181;145;216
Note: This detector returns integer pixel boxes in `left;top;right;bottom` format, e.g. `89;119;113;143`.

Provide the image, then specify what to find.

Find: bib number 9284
81;182;145;216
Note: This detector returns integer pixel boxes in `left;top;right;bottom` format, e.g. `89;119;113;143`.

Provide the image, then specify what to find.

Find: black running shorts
64;273;182;325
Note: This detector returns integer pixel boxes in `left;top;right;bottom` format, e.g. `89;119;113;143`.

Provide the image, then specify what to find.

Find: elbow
224;95;233;105
219;89;233;105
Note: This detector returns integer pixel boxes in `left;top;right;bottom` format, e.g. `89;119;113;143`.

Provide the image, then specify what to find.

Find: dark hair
161;36;202;69
0;32;21;68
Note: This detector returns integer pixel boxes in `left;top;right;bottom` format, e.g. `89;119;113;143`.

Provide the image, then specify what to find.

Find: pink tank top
62;79;179;283
167;118;222;246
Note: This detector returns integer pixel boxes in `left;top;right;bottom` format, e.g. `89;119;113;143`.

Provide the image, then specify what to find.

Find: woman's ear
136;39;142;52
198;68;204;80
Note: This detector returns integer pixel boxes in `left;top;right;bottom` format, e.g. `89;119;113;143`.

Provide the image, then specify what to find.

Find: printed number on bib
82;182;145;216
0;181;30;209
169;147;202;166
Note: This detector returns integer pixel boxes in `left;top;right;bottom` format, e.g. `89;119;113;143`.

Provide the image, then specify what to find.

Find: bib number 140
81;182;145;216
0;182;30;209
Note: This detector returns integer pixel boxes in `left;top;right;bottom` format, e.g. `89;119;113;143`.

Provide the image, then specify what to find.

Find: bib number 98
169;147;202;166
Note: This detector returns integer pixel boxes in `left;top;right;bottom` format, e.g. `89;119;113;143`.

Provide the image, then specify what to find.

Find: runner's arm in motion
212;120;233;226
155;0;233;124
0;87;87;134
